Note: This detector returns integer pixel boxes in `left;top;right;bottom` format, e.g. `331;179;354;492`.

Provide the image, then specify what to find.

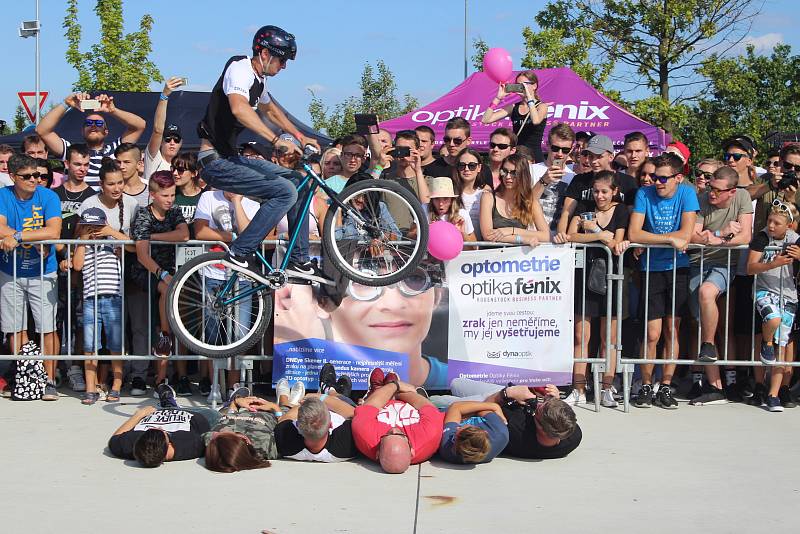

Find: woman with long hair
479;154;550;246
453;148;491;240
482;70;550;162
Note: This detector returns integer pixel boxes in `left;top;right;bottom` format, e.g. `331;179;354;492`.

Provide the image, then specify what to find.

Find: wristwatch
12;231;22;242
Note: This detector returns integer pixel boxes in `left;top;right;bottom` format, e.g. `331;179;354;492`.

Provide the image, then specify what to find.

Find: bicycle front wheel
166;252;273;358
322;179;428;286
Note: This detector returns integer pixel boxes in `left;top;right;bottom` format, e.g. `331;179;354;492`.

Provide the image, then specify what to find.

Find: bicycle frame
216;163;358;307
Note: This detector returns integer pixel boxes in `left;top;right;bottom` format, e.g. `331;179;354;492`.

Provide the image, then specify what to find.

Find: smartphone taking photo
355;113;379;135
80;99;101;111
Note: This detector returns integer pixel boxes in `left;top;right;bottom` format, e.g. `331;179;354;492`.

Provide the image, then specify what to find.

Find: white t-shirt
423;205;474;235
79;194;139;236
193;190;259;279
144;149;171;182
223;57;271;104
460;189;485;238
0;173;13;187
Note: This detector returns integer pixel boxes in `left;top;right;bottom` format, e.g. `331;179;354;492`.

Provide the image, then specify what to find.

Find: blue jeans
200;152;309;263
203;278;253;345
83;295;123;352
430;378;505;410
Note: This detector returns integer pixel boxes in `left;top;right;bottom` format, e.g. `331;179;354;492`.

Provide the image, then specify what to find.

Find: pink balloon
427;221;464;261
483;48;513;84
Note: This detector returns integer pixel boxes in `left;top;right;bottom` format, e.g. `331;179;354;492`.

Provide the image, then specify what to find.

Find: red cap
666;141;691;175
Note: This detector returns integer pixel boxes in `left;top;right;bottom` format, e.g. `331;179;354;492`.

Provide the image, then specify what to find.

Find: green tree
680;43;800;160
535;0;761;131
63;0;162;91
308;60;419;139
472;38;489;71
13;104;30;133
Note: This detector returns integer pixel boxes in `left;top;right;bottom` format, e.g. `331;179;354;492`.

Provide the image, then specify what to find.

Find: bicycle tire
166;251;273;358
322;178;429;286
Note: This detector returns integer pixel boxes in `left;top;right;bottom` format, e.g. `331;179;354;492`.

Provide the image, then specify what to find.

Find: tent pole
463;0;468;79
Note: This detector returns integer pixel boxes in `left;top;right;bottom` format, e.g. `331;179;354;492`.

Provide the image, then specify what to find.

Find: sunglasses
500;168;517;178
341;151;365;160
15;172;41;181
694;171;714;181
708;185;735;195
766;160;781;168
457;162;480;171
772;198;795;222
549;145;572;154
84;119;105;128
783;162;800;173
171;166;187;173
652;172;679;184
490;142;511;150
443;136;465;146
723;152;747;162
164;136;181;144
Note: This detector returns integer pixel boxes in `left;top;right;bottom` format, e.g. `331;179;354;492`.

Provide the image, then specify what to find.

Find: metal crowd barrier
615;243;800;412
0;239;617;412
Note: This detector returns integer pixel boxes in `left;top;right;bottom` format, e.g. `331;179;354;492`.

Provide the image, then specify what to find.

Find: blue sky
2;0;797;132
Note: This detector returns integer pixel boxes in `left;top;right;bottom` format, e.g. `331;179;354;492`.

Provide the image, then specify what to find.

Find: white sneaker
288;381;306;406
563;389;587;406
601;387;618;408
275;378;290;403
67;365;86;392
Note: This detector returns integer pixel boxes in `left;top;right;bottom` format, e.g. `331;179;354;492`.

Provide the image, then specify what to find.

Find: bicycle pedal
287;276;313;286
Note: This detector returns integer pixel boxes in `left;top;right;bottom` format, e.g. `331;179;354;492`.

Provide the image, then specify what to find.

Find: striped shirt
61;137;122;190
81;243;122;298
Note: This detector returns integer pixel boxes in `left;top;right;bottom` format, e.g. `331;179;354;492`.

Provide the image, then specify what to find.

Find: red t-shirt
352;400;445;464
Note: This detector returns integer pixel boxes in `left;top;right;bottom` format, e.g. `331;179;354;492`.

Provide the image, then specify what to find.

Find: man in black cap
145;77;186;181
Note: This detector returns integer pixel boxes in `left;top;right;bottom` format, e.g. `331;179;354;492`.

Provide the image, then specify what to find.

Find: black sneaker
152;332;173;359
335;375;353;398
697;342;718;363
220;385;251;413
687;380;703;400
224;251;252;269
130;376;147;396
724;383;743;403
690;384;727;406
750;383;768;407
778;385;797;408
157;383;179;409
655;384;679;409
319;362;337;393
286;260;332;284
633;384;654;408
198;377;211;396
176;376;193;397
766;395;784;412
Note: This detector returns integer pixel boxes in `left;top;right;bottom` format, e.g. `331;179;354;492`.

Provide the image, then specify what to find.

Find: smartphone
80;99;101;111
392;146;411;158
505;83;525;93
355;113;379;135
554;158;566;169
179;77;189;86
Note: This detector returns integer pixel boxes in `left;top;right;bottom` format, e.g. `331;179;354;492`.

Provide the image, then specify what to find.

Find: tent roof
0;90;331;151
382;68;668;150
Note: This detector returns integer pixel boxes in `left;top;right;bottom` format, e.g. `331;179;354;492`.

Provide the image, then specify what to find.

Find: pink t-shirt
352;400;444;464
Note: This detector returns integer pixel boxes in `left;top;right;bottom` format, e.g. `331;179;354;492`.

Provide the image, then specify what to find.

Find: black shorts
639;268;689;321
733;275;756;334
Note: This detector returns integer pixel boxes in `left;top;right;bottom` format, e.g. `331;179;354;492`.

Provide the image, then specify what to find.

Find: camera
391;146;411;158
777;171;798;190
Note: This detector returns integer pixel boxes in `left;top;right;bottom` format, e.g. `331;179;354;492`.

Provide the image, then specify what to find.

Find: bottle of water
207;383;222;406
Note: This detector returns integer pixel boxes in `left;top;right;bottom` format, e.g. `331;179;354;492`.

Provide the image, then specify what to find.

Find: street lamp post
19;0;41;125
464;0;468;79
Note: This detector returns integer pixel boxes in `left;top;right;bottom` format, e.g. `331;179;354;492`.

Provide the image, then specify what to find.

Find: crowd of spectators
1;72;800;419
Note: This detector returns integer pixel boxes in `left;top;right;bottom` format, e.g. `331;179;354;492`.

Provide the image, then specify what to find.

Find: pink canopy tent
382;68;668;151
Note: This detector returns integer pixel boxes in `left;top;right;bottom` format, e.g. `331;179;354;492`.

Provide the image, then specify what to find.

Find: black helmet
252;25;297;60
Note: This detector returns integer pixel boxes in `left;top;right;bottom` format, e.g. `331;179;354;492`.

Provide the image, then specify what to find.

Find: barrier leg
591;362;603;412
211;358;226;410
622;363;634;413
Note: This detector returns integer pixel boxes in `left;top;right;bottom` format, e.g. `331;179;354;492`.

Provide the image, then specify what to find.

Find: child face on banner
331;282;438;358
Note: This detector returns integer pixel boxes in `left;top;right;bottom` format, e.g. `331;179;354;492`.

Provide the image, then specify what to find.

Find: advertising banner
446;246;575;386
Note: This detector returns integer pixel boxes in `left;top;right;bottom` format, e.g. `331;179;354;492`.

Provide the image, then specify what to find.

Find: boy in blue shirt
0;154;63;400
627;153;698;409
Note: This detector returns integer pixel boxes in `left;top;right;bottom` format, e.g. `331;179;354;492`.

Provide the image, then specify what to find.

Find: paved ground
2;391;800;534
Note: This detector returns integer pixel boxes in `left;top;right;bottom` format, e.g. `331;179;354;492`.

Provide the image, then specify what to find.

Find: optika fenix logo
460;277;562;297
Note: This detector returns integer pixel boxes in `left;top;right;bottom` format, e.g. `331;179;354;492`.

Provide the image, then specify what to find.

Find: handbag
587;257;608;295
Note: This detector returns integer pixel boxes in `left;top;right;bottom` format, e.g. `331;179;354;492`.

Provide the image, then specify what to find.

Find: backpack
12;341;47;401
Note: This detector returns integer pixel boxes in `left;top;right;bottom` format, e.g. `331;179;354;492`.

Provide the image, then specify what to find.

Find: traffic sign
18;92;49;123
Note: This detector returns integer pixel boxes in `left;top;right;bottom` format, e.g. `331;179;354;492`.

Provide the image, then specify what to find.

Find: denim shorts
755;290;797;347
689;263;734;319
83;295;123;352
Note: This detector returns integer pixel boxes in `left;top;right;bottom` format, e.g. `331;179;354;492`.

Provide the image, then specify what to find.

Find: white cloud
734;33;784;54
305;83;326;93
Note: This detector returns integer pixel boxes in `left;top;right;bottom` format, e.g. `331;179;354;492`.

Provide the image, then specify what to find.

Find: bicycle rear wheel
322;179;428;286
166;252;272;358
